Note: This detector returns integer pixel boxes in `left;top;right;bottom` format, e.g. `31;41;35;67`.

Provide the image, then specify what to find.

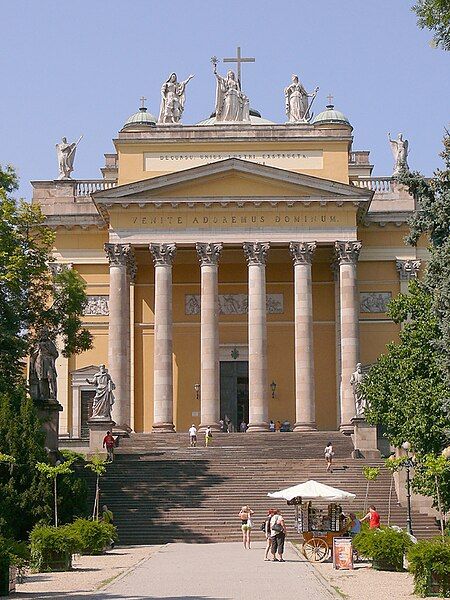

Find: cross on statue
140;96;147;109
223;46;255;86
327;93;334;106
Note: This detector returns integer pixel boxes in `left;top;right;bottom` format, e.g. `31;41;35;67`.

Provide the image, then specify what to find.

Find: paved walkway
91;541;336;600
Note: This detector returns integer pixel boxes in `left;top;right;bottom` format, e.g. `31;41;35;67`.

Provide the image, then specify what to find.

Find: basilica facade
32;69;426;439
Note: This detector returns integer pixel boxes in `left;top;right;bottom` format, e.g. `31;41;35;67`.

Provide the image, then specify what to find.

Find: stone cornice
243;242;270;265
195;242;223;266
289;241;317;265
149;243;177;266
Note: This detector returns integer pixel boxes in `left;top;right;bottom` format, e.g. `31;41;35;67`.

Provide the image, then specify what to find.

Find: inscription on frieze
185;294;284;315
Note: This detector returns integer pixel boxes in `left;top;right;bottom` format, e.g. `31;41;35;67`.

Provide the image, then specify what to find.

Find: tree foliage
412;0;450;50
0;164;92;539
362;281;450;455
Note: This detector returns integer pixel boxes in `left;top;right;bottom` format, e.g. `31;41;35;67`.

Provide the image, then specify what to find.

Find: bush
68;519;116;555
29;524;79;572
353;526;413;571
407;538;450;597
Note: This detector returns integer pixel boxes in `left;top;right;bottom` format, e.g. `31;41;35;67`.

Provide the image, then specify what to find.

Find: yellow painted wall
116;140;350;185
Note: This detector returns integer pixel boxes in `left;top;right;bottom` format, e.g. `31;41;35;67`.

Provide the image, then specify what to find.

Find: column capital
289;241;317;265
149;243;176;266
335;241;362;265
243;242;270;265
396;259;421;281
104;243;136;278
196;242;223;266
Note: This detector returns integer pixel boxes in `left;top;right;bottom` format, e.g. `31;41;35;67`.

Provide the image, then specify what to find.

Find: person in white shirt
269;509;286;561
324;442;334;472
188;424;197;447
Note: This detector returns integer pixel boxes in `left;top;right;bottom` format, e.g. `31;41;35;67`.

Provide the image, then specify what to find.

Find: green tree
362;281;450;455
0;164;92;540
400;135;450;385
412;0;450;50
84;454;108;521
36;459;75;527
362;466;380;513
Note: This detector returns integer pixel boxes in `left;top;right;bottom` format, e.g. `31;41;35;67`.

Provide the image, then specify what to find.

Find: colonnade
104;240;363;433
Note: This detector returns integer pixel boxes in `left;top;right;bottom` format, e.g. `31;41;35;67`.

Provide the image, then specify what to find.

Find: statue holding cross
211;47;254;123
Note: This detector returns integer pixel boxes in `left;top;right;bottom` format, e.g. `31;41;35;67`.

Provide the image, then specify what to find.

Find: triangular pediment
94;158;372;204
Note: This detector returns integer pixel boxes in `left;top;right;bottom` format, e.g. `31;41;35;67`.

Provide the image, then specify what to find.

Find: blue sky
1;0;449;199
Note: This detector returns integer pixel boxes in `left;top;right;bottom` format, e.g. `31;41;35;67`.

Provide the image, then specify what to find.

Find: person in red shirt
361;505;381;529
103;430;116;463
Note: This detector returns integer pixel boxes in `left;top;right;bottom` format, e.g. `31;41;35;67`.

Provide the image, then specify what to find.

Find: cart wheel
302;539;329;562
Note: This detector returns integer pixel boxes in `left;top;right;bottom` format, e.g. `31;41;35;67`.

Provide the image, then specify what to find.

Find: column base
293;422;317;432
198;422;221;433
152;422;175;433
350;417;381;459
247;422;269;432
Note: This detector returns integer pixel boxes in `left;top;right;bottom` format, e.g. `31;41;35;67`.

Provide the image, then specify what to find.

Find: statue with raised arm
285;74;319;122
86;364;115;421
212;59;249;123
29;327;59;403
56;136;82;179
158;72;195;124
388;132;409;176
350;363;367;417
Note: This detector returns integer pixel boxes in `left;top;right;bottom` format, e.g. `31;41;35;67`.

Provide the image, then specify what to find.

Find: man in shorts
269;509;287;562
188;424;197;447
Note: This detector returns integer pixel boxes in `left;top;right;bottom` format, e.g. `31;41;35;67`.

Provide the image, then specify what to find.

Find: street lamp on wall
402;441;414;536
194;383;200;401
270;381;277;399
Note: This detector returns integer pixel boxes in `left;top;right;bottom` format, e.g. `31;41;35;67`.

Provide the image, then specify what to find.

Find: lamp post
270;381;277;399
402;441;414;536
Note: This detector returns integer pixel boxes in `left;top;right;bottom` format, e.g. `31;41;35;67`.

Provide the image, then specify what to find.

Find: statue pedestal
37;402;63;461
88;419;115;455
350;417;381;459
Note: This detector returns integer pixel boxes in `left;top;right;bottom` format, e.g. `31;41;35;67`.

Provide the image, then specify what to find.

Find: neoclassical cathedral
32;53;426;439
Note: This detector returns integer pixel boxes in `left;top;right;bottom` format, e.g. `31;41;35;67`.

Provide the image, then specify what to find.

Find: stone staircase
95;432;439;544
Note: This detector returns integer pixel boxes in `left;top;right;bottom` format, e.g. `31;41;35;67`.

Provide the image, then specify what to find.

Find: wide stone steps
92;433;440;545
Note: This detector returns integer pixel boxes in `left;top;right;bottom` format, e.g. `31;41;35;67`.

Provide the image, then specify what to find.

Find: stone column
332;260;342;428
289;242;317;431
104;243;135;430
335;241;362;434
149;243;176;432
196;242;223;432
243;242;270;432
396;259;421;294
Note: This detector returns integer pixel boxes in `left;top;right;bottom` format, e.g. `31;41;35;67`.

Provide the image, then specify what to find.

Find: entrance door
81;390;96;439
220;361;249;429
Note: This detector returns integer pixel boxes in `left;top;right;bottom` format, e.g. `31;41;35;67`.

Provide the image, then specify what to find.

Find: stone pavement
91;541;337;600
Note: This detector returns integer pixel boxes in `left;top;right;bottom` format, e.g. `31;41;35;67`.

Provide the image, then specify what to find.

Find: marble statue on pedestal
285;75;318;122
158;73;195;124
29;327;59;403
350;362;367;417
388;132;409;175
56;136;82;179
86;364;115;421
212;60;249;122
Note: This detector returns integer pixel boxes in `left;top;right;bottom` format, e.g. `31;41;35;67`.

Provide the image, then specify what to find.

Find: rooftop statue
212;58;250;123
388;132;409;176
56;135;82;180
86;364;116;421
29;327;59;403
158;72;194;124
285;75;319;123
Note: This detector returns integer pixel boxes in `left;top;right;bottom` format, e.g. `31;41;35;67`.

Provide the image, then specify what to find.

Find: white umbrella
268;480;356;502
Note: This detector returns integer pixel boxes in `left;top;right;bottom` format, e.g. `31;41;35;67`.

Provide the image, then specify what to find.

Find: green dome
123;106;157;129
312;104;350;126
